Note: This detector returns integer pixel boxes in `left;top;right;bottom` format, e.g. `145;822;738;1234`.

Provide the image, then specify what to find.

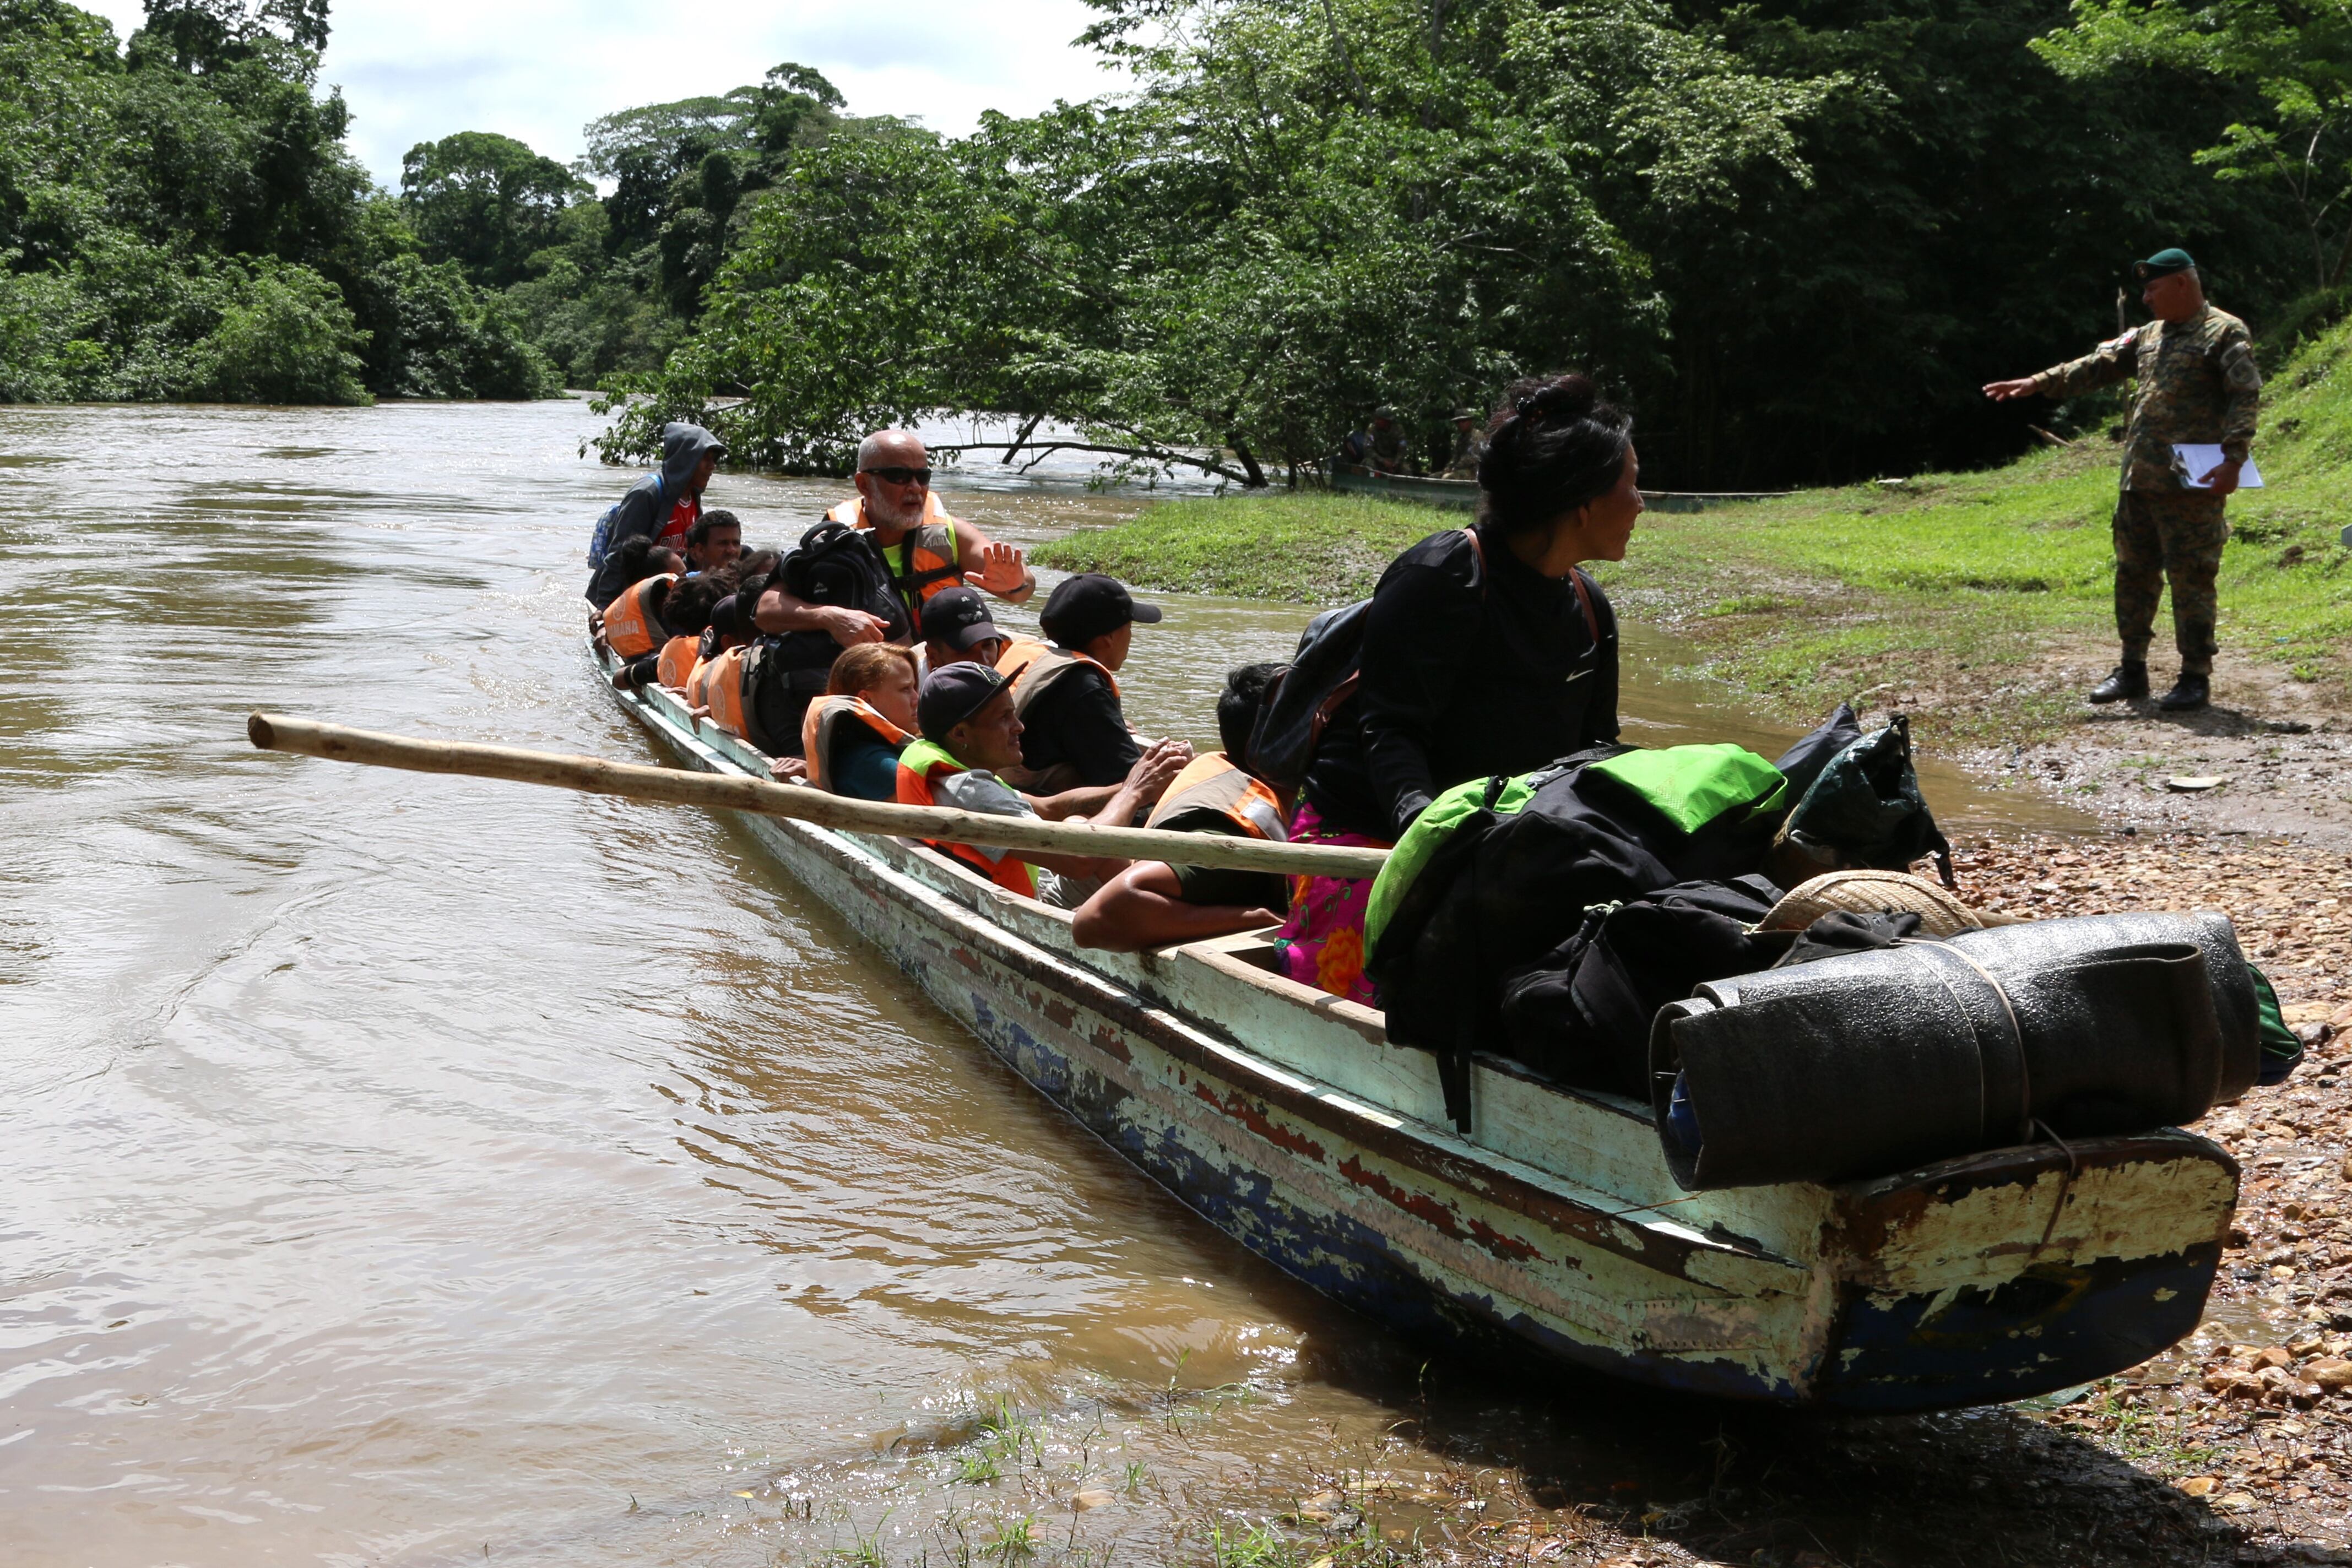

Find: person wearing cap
1984;247;2262;711
757;430;1035;649
587;421;727;609
1444;409;1484;479
917;585;1010;680
997;573;1190;795
895;664;1189;902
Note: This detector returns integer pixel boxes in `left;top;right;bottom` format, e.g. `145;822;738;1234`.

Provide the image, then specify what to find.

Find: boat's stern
1807;1130;2237;1412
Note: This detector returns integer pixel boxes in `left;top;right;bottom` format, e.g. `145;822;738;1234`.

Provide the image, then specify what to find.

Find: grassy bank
1034;326;2352;746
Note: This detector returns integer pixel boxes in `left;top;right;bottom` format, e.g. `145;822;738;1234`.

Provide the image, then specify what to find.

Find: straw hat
1759;870;1986;938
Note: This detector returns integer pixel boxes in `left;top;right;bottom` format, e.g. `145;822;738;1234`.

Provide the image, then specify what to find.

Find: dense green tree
0;0;554;404
1624;0;2305;484
593;0;2315;486
2036;0;2352;292
594;0;1848;480
584;62;857;320
400;130;588;289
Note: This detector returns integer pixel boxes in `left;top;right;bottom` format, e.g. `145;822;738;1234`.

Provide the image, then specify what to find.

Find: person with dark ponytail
1275;373;1641;1003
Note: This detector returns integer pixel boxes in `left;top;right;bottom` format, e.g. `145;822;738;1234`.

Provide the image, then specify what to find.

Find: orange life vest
656;634;700;691
828;493;963;623
801;695;912;792
995;638;1120;719
689;645;749;737
895;739;1037;897
1145;752;1289;842
602;573;675;658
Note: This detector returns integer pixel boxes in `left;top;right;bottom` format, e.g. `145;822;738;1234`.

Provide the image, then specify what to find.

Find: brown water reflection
0;400;2121;1568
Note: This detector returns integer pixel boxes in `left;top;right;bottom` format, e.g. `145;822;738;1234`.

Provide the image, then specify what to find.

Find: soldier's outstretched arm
2010;330;2139;403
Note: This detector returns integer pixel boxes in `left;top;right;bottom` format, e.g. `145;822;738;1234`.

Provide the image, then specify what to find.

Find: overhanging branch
931;441;1259;485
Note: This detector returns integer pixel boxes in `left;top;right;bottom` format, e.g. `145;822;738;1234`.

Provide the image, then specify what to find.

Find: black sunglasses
861;465;933;487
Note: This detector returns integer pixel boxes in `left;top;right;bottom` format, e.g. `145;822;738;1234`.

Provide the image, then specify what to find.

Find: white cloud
73;0;1128;187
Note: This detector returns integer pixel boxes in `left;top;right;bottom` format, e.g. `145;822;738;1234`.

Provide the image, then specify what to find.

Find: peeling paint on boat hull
605;660;2237;1413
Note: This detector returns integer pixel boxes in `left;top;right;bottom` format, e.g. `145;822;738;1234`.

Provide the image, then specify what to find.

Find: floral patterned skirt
1271;801;1392;1006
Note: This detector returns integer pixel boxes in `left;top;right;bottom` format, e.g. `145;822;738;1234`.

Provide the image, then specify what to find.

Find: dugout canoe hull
600;649;2236;1412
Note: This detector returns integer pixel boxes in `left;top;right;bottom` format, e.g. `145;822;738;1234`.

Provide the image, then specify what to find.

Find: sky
75;1;1129;188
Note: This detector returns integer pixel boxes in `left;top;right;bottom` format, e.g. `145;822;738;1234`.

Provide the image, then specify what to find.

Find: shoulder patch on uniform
2101;332;2137;354
2221;340;2263;391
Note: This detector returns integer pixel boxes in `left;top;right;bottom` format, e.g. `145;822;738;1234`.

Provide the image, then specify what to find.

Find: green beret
2133;248;2196;282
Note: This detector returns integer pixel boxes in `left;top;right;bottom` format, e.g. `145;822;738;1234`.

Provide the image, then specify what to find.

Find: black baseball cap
917;663;1009;741
919;585;1004;652
1039;573;1162;649
708;593;755;641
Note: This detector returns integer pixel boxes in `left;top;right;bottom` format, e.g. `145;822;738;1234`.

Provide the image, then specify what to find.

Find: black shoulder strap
1467;525;1600;644
1567;567;1600;645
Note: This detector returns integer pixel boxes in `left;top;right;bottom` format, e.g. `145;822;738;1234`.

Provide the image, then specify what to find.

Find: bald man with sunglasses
757;430;1036;648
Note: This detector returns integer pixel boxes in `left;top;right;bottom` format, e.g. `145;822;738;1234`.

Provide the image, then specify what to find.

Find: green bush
196;258;368;404
356;252;557;399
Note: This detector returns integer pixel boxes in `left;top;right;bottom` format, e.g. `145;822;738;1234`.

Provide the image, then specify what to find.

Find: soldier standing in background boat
1444;409;1484;479
1983;247;2262;712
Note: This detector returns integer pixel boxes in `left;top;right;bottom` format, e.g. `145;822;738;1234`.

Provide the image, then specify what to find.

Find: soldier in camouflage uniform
1984;247;2261;710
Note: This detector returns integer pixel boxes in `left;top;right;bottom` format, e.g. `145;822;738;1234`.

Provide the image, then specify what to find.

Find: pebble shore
1960;833;2352;1560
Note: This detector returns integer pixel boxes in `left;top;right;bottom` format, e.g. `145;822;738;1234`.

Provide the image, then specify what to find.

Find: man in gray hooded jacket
586;422;727;607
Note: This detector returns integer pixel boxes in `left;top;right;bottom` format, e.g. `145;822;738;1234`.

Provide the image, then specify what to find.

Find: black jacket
1017;665;1140;787
1303;524;1619;839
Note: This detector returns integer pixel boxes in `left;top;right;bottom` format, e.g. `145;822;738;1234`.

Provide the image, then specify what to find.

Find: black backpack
1244;529;1536;791
1496;876;1790;1095
735;522;911;758
1243;599;1372;791
781;520;911;643
739;634;838;757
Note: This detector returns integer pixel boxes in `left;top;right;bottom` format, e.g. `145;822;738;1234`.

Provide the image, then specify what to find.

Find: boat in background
600;647;2236;1412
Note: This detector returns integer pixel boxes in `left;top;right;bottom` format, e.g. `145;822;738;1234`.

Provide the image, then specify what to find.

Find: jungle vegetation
4;0;2347;487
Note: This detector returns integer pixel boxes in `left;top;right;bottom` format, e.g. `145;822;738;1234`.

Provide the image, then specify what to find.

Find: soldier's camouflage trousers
2114;490;2229;675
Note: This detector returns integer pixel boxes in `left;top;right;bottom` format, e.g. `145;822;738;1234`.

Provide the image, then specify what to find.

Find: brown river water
0;400;2096;1566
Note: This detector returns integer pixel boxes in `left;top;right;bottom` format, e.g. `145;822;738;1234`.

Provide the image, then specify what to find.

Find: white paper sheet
2171;444;2264;489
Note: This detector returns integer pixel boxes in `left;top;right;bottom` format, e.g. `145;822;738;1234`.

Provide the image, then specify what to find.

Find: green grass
1034;322;2352;745
1032;491;1445;603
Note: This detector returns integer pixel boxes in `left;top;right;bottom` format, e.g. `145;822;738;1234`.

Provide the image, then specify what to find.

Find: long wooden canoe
601;650;2236;1411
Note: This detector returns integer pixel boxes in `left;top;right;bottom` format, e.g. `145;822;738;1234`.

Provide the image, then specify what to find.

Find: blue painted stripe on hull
1817;1251;2222;1412
968;974;2225;1413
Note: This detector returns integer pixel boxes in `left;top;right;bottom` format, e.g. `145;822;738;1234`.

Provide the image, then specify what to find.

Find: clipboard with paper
2171;443;2264;490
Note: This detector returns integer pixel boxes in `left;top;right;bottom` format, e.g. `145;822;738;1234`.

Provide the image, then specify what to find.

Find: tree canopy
2;0;2333;474
0;0;556;403
402;131;589;289
588;0;2308;486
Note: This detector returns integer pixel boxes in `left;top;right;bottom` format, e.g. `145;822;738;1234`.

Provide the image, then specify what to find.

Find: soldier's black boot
2089;661;2149;703
2159;672;2211;710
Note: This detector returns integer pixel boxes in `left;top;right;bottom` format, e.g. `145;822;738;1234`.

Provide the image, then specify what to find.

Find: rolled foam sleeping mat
1649;911;2241;1190
1949;909;2261;1104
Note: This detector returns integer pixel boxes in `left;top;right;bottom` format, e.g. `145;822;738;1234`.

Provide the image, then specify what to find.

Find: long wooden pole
246;713;1391;880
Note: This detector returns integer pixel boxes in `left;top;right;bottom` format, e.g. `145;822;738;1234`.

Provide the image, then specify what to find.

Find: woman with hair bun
1275;373;1641;1003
